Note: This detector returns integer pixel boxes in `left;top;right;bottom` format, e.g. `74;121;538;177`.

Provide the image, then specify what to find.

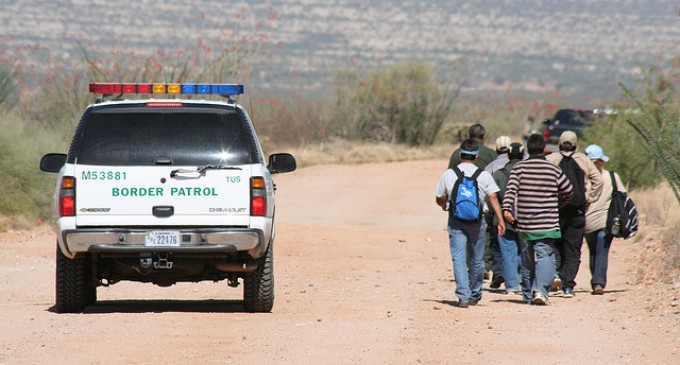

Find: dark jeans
556;205;585;290
585;229;613;289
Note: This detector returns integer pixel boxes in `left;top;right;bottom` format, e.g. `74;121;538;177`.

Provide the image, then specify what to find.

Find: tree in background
331;60;460;146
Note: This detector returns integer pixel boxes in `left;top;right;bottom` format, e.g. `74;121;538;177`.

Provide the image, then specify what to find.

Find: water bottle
611;215;621;236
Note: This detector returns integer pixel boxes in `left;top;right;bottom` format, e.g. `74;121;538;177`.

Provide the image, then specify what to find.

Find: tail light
59;177;76;216
250;177;267;216
543;128;550;142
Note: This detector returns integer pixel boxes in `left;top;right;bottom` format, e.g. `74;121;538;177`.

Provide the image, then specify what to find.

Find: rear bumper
59;228;265;258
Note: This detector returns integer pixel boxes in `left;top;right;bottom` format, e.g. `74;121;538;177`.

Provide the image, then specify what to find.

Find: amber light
167;84;181;94
251;177;266;189
152;84;167;93
61;177;75;189
59;177;75;216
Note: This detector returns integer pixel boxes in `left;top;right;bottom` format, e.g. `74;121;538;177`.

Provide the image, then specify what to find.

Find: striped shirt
502;156;573;240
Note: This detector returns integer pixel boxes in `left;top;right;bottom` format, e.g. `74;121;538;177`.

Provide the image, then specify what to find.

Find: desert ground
0;160;678;364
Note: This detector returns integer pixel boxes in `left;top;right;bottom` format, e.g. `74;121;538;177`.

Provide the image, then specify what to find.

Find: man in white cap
484;136;513;175
546;131;603;298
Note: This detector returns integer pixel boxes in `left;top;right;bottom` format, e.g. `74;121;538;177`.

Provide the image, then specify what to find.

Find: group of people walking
435;124;626;307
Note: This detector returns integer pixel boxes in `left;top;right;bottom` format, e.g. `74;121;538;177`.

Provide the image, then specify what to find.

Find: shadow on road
47;299;253;314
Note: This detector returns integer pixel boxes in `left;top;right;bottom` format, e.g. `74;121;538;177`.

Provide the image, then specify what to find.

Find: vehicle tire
55;244;94;313
243;242;274;312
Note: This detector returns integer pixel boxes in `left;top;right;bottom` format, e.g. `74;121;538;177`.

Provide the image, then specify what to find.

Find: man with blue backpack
436;139;506;308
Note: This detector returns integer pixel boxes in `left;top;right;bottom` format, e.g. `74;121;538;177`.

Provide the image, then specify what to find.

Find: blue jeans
585;229;613;289
498;229;521;292
489;224;504;280
519;238;556;302
448;220;487;302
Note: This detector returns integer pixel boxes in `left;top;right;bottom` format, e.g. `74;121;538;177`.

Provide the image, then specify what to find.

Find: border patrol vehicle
40;83;296;313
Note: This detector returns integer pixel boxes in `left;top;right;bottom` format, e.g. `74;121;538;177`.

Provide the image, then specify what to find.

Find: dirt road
1;160;678;364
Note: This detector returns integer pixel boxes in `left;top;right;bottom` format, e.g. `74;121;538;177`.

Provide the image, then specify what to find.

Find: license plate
144;231;180;247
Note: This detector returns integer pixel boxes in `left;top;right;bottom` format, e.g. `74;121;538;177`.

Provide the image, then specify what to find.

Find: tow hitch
153;253;174;269
139;253;174;270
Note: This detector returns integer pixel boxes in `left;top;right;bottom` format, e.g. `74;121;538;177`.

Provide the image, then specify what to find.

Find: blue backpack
449;166;483;222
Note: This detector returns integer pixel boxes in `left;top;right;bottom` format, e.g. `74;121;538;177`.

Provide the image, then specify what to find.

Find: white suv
40;83;296;313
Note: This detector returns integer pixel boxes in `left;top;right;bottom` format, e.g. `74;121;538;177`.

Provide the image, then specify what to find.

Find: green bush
620;85;680;199
581;113;660;190
330;60;459;146
0;111;64;220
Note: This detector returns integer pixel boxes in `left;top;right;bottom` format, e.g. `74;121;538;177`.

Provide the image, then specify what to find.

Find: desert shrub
580;113;660;190
330;60;460;146
616;55;680;196
0;111;62;219
249;93;331;150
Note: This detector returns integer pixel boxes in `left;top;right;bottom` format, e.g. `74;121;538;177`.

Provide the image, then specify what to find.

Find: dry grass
630;183;680;277
633;182;680;230
628;183;680;322
0;215;42;232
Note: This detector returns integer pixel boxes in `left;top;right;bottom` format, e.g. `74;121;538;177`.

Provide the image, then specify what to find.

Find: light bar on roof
89;83;244;96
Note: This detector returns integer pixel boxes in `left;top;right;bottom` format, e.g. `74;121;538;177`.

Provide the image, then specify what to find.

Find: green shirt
519;229;562;242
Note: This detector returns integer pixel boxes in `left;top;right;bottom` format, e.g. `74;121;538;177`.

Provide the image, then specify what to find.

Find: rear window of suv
75;106;251;166
553;109;595;127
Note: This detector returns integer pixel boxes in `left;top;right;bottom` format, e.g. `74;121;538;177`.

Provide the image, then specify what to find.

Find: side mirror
40;153;67;173
542;119;552;125
267;153;296;174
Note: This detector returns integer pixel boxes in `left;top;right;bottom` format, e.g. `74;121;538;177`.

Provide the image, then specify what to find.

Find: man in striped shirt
501;134;573;305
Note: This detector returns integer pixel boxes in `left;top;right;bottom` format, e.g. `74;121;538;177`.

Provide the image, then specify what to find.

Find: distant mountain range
2;0;678;103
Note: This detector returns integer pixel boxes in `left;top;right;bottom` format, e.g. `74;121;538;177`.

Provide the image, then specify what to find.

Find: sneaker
530;291;548;305
550;276;562;292
563;287;575;298
458;300;470;308
490;276;505;289
592;284;605;295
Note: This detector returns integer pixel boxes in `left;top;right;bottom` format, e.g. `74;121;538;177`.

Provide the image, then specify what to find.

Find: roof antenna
248;90;254;121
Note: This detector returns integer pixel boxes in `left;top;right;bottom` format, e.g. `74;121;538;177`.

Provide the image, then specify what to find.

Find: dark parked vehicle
542;108;601;150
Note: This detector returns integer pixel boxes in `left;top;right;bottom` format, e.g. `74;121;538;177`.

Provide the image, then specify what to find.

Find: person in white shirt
435;139;506;308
